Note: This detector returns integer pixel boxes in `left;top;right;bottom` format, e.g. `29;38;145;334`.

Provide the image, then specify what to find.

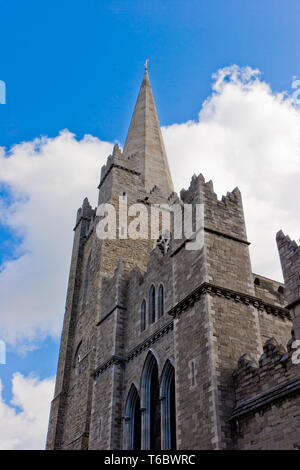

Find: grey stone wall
232;337;300;450
47;72;297;450
277;231;300;339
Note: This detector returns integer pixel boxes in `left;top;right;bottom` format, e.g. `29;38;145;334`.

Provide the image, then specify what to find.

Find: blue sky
1;0;299;149
0;0;300;449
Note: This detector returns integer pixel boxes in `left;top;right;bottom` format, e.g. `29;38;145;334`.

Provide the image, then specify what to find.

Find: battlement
276;230;300;305
277;230;300;340
97;143;146;205
232;336;300;430
99;144;140;188
180;173;248;244
74;197;95;231
180;173;241;205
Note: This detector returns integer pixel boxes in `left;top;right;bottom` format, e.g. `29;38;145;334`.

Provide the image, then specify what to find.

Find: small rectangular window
189;360;196;387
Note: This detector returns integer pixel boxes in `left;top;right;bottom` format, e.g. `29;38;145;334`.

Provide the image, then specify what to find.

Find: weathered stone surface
231;339;300;450
123;70;173;197
277;231;300;339
46;70;299;451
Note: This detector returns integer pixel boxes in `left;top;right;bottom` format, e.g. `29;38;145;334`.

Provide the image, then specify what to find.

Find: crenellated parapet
231;335;300;436
98;144;141;190
73;197;96;249
75;197;94;224
230;334;300;449
97;143;147;206
276;231;300;306
180;173;248;243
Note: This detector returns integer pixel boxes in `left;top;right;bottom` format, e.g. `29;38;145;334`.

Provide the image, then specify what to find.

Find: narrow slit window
141;300;146;331
82;254;91;310
158;284;164;318
149;285;155;324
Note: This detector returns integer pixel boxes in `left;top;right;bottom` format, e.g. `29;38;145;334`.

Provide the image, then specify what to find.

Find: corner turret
277;230;300;339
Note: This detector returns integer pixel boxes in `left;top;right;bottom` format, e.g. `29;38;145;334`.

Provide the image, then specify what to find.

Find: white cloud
0;132;113;349
0;373;55;450
0;65;299;350
163;65;300;281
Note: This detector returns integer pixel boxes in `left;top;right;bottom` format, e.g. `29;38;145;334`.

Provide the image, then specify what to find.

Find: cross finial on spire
144;59;149;70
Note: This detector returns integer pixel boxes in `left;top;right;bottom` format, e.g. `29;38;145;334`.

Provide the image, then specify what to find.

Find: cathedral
46;68;300;450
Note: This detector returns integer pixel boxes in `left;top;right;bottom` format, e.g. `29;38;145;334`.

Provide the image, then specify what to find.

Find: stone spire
123;68;174;197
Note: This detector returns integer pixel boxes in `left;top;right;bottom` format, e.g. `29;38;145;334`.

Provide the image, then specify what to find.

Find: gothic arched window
149;285;155;324
141;351;161;449
124;385;141;450
161;360;176;450
81;254;91;310
158;284;164;318
141;300;146;332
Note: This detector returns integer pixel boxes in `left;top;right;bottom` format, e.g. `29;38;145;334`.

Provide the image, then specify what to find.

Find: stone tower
277;231;300;340
46;69;295;450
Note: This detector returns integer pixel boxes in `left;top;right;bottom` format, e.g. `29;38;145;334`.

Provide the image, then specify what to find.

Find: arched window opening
124;385;141;450
141;351;161;449
133;394;141;450
141;300;146;332
150;361;161;449
82;254;91;310
169;372;176;449
158;284;164;318
149;285;155;324
161;360;177;450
